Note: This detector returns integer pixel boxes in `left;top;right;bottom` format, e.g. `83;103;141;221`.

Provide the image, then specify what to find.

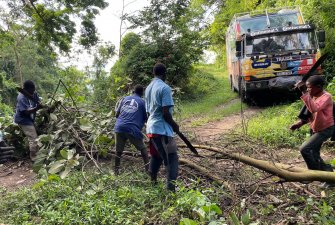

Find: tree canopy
0;0;109;52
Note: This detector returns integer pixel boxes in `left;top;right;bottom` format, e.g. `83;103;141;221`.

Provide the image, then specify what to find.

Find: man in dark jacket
14;80;43;161
114;85;149;174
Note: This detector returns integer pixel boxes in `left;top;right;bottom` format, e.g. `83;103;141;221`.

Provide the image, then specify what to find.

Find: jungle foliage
0;0;108;52
111;0;208;90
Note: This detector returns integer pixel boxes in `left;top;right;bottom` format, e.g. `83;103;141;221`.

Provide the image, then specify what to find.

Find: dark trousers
150;136;179;191
114;132;149;174
300;126;334;171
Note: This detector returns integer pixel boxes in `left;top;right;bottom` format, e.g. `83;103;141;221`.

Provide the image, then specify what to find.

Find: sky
95;0;150;50
64;0;150;70
0;0;214;69
66;0;215;70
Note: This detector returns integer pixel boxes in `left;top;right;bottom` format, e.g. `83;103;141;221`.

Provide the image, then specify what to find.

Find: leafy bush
181;67;217;100
0;172;225;225
247;101;310;147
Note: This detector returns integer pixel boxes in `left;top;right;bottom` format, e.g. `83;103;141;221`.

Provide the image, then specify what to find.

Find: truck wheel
238;78;249;102
230;76;237;92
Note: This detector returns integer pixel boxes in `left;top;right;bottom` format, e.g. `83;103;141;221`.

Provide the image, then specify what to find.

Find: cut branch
178;144;335;183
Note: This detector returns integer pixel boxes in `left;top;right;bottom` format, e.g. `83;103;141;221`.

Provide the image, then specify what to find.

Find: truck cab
226;7;325;101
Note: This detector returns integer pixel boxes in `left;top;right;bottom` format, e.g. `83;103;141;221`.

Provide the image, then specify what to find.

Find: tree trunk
13;43;23;86
178;144;335;183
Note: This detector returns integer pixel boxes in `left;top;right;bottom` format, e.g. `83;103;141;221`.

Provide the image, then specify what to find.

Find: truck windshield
239;13;299;33
247;32;316;55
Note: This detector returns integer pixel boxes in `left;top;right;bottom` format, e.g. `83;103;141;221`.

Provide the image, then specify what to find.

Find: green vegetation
180;65;241;125
112;0;207;91
247;101;310;147
247;78;335;148
0;172;227;225
2;0;335;224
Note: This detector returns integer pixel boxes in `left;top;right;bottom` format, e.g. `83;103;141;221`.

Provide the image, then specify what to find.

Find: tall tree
114;0;208;88
1;0;108;52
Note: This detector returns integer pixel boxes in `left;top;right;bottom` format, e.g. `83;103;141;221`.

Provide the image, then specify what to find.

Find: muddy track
182;99;263;144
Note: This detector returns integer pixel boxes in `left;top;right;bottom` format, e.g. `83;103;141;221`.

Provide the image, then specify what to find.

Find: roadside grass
179;64;240;125
189;100;244;126
0;171;227;225
246;101;310;148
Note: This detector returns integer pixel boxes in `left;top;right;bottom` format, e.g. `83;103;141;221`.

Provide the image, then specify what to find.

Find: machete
176;131;199;156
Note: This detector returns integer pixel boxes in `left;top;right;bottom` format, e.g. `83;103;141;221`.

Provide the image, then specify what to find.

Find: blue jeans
150;136;179;191
300;126;334;171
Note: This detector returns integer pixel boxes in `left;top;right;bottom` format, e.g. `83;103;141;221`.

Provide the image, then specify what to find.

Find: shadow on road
247;90;300;107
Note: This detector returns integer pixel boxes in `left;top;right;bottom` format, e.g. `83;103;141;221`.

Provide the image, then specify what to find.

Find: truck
226;7;326;101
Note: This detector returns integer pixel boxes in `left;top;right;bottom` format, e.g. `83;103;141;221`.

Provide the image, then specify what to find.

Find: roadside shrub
181;67;217;100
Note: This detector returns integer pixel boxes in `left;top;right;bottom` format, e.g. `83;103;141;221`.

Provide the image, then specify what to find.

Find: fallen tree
178;144;335;183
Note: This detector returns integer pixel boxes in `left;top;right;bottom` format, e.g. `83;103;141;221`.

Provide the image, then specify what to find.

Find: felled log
178;144;335;183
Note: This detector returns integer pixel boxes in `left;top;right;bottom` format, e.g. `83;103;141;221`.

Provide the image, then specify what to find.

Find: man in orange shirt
291;75;334;187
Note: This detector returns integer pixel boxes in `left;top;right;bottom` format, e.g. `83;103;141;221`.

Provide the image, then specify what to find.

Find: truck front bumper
245;76;302;91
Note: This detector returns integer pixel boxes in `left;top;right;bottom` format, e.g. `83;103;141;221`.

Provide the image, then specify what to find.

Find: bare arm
162;106;179;133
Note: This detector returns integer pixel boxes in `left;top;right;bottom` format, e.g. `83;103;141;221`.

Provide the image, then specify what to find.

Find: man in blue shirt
14;80;43;160
114;85;149;175
145;63;180;191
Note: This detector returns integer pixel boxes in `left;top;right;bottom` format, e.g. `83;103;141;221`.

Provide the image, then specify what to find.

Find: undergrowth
247;101;310;147
180;64;238;123
0;171;227;225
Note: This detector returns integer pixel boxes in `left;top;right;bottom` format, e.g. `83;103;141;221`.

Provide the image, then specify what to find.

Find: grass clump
180;64;238;122
0;171;226;225
247;101;309;147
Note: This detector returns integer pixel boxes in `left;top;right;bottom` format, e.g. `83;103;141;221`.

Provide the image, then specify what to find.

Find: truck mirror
245;34;253;45
317;30;325;43
235;41;241;52
319;42;325;49
235;41;241;57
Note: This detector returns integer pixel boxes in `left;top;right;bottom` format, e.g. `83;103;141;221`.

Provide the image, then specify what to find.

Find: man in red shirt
291;76;334;186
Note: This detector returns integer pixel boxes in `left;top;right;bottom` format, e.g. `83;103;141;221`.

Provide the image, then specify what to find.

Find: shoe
319;182;335;188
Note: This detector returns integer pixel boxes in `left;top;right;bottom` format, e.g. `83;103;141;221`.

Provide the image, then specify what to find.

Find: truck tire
238;77;249;102
230;75;237;92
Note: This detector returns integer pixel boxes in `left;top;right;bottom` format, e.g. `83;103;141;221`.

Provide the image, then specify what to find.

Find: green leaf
79;118;92;131
67;158;80;168
179;218;198;225
195;207;206;220
210;204;222;215
48;160;66;174
60;149;75;160
241;210;252;225
60;166;71;179
37;168;48;178
86;190;96;195
54;142;64;150
208;222;219;225
37;134;54;143
50;113;57;121
229;212;241;225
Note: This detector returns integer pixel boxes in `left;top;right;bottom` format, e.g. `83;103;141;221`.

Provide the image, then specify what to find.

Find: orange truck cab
226;7;325;101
